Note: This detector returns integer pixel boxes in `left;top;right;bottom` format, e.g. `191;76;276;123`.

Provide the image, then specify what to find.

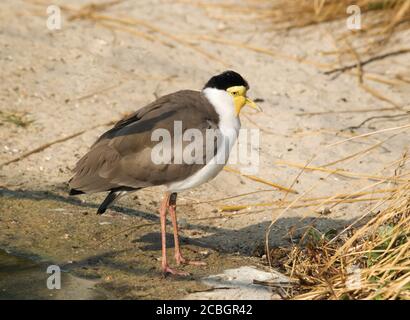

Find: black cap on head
204;70;249;90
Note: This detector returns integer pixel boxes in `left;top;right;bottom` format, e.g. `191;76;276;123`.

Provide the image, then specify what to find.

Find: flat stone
184;266;290;300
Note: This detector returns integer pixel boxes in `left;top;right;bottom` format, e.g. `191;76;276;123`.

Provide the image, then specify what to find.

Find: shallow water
0;249;108;300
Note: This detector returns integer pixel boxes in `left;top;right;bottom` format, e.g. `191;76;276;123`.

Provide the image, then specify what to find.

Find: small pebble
319;207;332;215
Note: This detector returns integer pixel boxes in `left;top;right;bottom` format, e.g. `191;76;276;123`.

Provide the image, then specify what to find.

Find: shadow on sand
1;187;363;255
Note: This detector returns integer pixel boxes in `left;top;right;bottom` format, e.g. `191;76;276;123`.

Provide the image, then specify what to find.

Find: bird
68;70;261;275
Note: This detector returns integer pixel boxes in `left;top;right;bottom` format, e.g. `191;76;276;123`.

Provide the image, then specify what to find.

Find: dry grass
264;0;410;32
270;179;409;300
255;126;409;300
194;0;410;46
264;0;410;102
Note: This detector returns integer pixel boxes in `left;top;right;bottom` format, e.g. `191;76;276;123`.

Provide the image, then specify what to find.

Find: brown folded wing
69;90;220;193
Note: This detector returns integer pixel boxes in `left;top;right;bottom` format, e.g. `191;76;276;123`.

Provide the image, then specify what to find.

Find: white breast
166;88;240;193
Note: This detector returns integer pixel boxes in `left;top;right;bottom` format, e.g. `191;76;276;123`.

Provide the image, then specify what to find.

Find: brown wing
69;90;220;193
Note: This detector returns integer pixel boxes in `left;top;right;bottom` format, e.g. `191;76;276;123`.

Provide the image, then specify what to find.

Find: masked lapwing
69;70;261;275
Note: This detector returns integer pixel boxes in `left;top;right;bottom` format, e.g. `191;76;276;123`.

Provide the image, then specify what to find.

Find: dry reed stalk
274;159;409;182
320;133;402;167
218;185;409;212
296;107;399;116
188;34;333;69
25;0;230;66
223;166;298;194
0;120;119;169
220;196;387;213
326;123;410;147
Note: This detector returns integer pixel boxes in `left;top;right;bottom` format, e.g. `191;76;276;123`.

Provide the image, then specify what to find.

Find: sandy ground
1;0;409;299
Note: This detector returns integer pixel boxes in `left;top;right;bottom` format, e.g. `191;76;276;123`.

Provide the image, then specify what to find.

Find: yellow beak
245;97;262;112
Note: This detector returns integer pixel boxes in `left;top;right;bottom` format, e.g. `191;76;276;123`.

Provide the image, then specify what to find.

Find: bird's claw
162;265;190;277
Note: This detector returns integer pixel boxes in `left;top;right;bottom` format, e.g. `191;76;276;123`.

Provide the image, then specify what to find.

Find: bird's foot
162;264;190;277
175;254;207;266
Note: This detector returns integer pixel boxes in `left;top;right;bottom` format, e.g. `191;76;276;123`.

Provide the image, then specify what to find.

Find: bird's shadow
0;187;366;257
0;187;158;222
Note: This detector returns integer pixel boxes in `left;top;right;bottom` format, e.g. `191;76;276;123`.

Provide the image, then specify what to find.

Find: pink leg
168;193;206;267
159;193;189;276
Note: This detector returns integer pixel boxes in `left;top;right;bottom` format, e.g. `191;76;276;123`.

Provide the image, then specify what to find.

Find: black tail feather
97;191;121;215
69;188;85;196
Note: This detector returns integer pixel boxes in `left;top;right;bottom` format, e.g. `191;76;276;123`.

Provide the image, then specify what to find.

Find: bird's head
203;70;262;116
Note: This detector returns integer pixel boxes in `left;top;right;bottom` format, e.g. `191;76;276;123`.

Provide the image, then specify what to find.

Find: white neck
202;87;241;136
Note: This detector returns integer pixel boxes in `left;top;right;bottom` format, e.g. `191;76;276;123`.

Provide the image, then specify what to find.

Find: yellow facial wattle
226;85;262;116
